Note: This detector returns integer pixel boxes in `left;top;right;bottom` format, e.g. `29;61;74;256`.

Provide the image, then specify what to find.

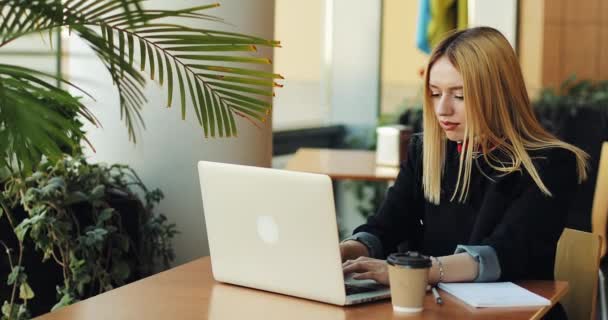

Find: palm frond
98;7;282;139
0;0;282;158
75;24;146;141
0;64;97;174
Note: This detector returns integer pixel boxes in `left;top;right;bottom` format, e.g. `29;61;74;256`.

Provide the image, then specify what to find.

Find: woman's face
429;56;466;142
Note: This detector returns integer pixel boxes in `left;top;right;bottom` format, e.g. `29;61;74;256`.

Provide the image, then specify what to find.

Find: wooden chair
592;141;608;320
554;228;602;320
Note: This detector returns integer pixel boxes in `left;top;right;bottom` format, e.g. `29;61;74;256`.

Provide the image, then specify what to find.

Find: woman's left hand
342;256;389;285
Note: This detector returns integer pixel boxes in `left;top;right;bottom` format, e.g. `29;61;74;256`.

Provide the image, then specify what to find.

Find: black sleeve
480;148;578;281
352;134;425;258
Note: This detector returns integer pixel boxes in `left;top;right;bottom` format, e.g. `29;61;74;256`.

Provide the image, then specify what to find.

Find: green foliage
536;76;608;110
0;156;176;318
532;76;608;133
342;133;389;221
0;64;93;175
0;0;282;175
1;265;31;320
2;301;30;320
343;179;388;221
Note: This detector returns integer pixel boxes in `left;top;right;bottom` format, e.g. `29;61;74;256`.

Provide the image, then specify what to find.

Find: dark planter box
0;194;145;317
0;205;64;317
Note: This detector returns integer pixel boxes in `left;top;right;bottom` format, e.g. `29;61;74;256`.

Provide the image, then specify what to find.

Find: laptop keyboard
345;283;384;295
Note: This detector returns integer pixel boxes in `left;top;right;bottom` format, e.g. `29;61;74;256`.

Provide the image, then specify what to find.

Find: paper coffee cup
387;252;432;313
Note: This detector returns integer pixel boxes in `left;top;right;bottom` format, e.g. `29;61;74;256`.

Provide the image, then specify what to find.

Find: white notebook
437;282;551;308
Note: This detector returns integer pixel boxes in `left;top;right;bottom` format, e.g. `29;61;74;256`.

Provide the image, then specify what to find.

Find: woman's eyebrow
429;84;463;90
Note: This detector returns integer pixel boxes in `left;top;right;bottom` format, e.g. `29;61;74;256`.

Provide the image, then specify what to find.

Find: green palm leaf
165;54;173;108
156;47;164;85
200;81;215;137
0;64;97;174
146;42;155;80
176;62;185;118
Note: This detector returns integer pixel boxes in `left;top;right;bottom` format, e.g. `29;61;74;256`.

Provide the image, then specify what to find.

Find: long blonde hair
422;27;588;204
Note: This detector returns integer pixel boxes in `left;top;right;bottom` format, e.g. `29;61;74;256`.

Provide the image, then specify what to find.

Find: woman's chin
445;132;464;142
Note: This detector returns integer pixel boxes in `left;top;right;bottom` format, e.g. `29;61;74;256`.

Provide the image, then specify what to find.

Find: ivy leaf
14;223;30;243
19;283;35;300
41;177;66;197
42;249;53;262
2;301;12;319
23;188;42;206
0;301;28;319
69;257;86;272
111;260;130;283
7;266;25;286
25;171;44;183
115;234;130;252
84;228;108;249
51;293;75;312
90;185;106;200
64;191;88;205
97;208;114;224
18;303;30;319
14;213;46;242
76;275;92;296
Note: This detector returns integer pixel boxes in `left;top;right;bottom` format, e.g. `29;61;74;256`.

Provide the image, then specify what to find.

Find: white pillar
325;0;382;237
468;0;518;49
328;0;382;128
68;0;275;265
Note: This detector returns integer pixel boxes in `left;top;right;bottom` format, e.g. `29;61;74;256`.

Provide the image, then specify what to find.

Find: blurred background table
285;148;399;181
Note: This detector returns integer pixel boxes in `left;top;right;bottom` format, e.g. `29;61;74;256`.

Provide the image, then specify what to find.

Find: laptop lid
197;161;347;305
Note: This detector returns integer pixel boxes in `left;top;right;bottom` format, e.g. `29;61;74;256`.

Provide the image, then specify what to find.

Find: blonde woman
341;27;587;319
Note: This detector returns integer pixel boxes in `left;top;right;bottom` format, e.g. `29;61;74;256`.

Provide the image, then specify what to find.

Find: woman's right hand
342;256;389;285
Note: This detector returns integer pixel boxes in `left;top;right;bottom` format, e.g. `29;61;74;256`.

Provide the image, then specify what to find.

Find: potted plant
0;155;177;319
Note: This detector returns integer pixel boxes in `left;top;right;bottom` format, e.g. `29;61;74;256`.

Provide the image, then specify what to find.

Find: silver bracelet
433;256;445;283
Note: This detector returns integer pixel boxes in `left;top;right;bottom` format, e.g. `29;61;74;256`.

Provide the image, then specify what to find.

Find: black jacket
354;133;579;281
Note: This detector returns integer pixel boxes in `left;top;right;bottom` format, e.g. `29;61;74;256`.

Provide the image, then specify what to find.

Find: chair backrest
555;228;602;320
592;142;608;257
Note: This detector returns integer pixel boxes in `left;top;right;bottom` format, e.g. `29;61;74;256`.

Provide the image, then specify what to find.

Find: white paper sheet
437;282;551;308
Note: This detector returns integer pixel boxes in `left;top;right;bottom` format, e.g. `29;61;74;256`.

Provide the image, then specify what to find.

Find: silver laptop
197;161;390;306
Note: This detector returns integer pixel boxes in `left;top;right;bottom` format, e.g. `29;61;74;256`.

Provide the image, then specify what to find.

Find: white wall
327;0;383;237
329;0;381;128
381;0;429;116
272;0;325;130
1;34;60;76
468;0;518;49
67;0;275;266
272;0;382;131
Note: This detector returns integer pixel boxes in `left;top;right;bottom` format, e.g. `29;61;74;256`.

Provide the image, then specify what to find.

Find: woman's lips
440;121;460;131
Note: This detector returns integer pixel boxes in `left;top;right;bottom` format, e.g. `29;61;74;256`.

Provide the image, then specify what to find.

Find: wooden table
35;257;568;320
285;148;399;181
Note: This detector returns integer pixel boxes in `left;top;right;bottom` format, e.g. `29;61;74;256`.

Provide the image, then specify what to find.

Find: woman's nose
435;96;454;116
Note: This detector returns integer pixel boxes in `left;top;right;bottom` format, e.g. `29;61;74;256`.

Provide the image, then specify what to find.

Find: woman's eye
431;93;441;97
454;95;464;100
